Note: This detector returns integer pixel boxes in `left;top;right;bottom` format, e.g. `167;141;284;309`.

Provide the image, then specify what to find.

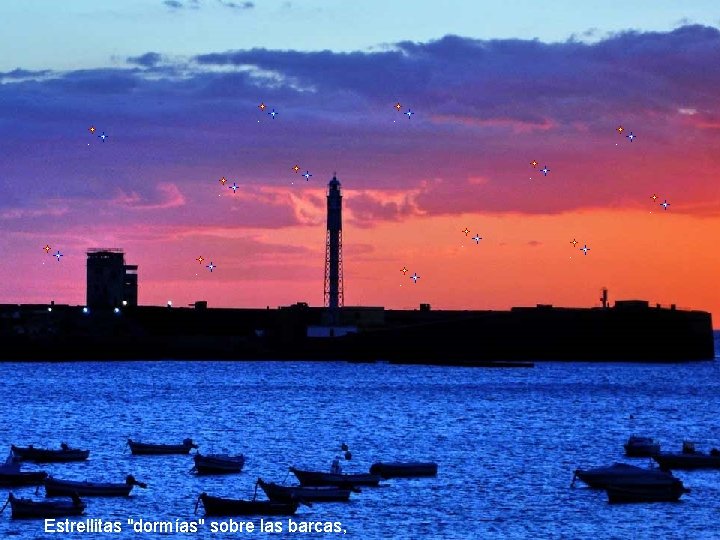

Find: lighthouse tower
324;174;344;314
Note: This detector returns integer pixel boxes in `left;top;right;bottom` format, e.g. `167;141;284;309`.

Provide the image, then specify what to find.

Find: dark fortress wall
0;303;713;362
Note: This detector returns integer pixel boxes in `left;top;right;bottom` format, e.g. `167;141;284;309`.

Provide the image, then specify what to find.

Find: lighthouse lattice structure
324;174;344;311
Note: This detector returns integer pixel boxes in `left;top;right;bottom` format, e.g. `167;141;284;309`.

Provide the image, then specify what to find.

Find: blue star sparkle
410;273;419;283
472;234;482;244
53;250;63;261
580;245;590;255
229;182;239;193
661;200;670;210
302;171;312;181
206;262;216;272
268;109;278;119
626;132;636;142
405;109;414;119
98;132;108;142
541;166;550;176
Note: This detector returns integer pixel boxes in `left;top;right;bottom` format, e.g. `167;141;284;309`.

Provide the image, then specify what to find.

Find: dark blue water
0;335;718;539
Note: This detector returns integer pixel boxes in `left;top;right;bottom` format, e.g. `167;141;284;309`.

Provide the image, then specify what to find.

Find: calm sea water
0;334;718;539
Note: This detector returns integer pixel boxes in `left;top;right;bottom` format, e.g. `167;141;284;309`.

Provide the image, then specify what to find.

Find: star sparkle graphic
530;160;538;168
302;171;312;181
472;234;482;244
43;245;51;253
651;194;658;201
462;228;470;236
206;262;216;272
88;126;96;134
400;267;408;275
258;102;266;111
98;132;108;142
292;165;300;173
196;256;204;264
268;109;278;119
229;182;239;193
570;239;578;247
626;132;636;142
53;250;63;261
580;245;590;255
394;102;403;111
405;109;414;119
661;200;670;210
410;273;419;283
541;166;550;176
616;126;624;134
219;176;227;186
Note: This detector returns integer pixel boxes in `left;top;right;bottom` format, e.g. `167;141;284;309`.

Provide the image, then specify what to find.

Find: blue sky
2;0;718;71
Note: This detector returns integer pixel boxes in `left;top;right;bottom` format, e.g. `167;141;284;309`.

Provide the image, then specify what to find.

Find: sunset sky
1;1;719;325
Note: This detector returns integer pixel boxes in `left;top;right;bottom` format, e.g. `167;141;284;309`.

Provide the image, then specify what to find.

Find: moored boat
257;478;352;503
4;493;86;519
195;492;298;516
624;436;661;457
606;480;689;503
369;462;438;478
652;441;720;471
0;458;47;487
10;443;89;463
44;475;147;497
192;453;245;474
128;438;198;455
573;463;678;489
289;467;381;487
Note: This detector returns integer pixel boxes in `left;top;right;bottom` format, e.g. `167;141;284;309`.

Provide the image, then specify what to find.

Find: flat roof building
86;249;138;309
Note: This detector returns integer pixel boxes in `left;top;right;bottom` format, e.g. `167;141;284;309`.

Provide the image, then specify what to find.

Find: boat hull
198;494;298;516
652;453;720;470
290;468;380;487
11;446;89;463
574;463;677;489
606;483;688;503
0;471;48;487
128;439;196;455
369;462;438;478
8;494;86;519
193;454;245;474
258;480;351;503
44;478;133;497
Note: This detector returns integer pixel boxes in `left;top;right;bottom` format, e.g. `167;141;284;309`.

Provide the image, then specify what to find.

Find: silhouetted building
86;249;138;309
324;174;344;313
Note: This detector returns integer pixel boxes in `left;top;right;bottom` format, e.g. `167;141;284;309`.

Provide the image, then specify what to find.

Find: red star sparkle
530;160;538;168
651;194;658;201
400;267;408;275
462;228;470;236
616;126;624;134
43;245;51;253
196;256;204;264
258;102;266;111
394;102;402;111
88;126;96;134
292;165;300;173
219;177;227;185
570;239;578;247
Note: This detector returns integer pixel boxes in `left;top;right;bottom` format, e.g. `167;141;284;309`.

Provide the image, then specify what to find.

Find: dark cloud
218;0;254;9
163;0;199;9
127;52;163;67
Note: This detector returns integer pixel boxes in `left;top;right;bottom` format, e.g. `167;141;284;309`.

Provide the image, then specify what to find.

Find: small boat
606;480;690;503
290;467;381;487
195;493;298;517
44;475;147;497
624;436;661;457
573;463;678;489
0;457;48;487
257;478;352;503
192;453;245;474
10;443;89;463
652;441;720;470
369;462;438;478
128;438;198;455
4;493;86;519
